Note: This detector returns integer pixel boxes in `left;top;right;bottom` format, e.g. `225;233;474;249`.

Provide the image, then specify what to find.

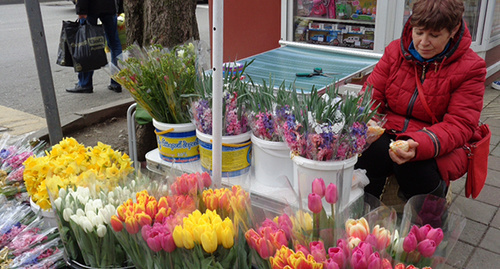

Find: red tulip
417;239;437;257
110;215;123;232
403;232;417;253
310;241;326;263
426;227;444;245
308;193;323;214
312;178;326;197
325;183;338;204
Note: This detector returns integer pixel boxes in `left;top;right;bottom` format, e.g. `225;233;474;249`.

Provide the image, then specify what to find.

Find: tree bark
124;0;199;48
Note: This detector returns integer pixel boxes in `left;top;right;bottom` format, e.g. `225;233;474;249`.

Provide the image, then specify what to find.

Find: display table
146;148;365;213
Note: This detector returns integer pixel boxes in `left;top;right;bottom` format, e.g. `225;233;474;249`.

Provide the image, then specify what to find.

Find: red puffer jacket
365;19;486;184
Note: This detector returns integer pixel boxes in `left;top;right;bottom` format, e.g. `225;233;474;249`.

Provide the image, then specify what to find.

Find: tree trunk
124;0;199;48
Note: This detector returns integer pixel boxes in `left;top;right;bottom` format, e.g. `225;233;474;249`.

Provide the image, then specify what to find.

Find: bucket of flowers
111;41;210;163
280;84;383;211
246;78;295;187
190;61;253;177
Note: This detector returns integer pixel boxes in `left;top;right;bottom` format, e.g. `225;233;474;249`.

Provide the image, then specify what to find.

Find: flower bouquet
111;41;208;124
387;194;466;268
110;172;253;269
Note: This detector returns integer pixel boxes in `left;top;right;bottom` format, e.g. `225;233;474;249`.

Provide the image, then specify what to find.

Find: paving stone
474;184;500;206
466;247;500;269
458;219;488;245
446;240;474;268
479;227;500;254
450;176;465;196
484;117;500;128
492;210;500;230
491;143;500;157
488;155;500;172
454;195;496;225
486;169;500;188
491;134;500;146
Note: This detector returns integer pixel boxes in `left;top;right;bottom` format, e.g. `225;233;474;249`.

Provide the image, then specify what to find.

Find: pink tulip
336;239;351;258
278;214;293;239
351;248;368;269
161;230;177;252
371;225;392;250
308;193;323;214
325;183;338;204
324;258;340;269
201;172;212;188
367;252;381;269
310;241;327;263
295;244;310;256
417;239;437;257
257;238;273;259
403;232;418;253
271;230;288;249
312;178;326;197
358;242;373;259
417;224;432;242
328;247;346;269
426;227;444;245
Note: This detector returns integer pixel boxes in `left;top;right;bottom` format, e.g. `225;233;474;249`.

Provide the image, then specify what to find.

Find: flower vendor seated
355;0;486;200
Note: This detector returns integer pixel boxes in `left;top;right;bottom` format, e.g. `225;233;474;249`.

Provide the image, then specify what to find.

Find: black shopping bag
56;20;78;67
66;20;108;72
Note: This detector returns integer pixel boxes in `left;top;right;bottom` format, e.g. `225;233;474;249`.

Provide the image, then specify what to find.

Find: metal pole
212;0;223;187
24;0;63;145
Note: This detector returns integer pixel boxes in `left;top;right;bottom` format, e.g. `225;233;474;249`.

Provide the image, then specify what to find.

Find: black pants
355;133;447;200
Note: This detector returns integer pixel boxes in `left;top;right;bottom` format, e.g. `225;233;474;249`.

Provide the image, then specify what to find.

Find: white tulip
93;199;103;210
80;217;94;233
63;208;73;222
108;197;115;205
70;215;81;226
85;202;96;214
92;213;104;227
108;191;115;199
76;208;85;217
86;210;97;223
54;197;62;210
77;195;89;205
58;188;67;198
96;224;107;238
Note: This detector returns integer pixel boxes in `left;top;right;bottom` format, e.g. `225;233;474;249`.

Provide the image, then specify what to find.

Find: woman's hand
389;139;419;165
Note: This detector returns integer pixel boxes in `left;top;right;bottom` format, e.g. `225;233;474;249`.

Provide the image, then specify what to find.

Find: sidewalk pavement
0;84;499;269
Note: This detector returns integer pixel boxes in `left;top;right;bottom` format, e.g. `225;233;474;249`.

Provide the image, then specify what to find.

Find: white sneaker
493;80;500;90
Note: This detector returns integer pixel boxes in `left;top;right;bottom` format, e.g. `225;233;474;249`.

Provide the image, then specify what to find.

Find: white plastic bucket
292;154;358;211
197;130;252;177
251;134;293;187
30;198;58;229
153;119;199;163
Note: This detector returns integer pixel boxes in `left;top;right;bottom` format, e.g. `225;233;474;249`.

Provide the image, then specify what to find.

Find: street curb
34;97;135;142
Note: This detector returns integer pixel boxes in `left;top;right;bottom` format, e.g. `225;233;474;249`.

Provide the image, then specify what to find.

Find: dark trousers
78;14;122;88
355;133;447;200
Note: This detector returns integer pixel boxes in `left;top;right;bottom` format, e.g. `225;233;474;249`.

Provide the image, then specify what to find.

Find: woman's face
412;27;456;59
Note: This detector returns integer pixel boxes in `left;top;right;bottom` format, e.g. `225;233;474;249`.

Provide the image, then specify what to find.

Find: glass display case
291;0;378;50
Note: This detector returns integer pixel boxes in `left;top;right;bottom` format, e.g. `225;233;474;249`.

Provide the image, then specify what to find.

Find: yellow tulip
172;226;184;248
182;229;195;249
220;226;234;249
345;217;370;241
200;229;218;253
193;223;208;243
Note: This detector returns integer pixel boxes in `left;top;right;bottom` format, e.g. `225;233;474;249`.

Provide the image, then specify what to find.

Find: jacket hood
400;17;472;65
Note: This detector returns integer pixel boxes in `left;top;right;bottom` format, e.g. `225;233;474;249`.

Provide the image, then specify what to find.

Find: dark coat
365;18;486;184
76;0;124;16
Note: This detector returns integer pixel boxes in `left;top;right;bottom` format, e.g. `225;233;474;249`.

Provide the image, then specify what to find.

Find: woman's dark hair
410;0;464;33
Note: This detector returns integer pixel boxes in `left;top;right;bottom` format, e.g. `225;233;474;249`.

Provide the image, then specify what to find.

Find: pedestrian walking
66;0;123;94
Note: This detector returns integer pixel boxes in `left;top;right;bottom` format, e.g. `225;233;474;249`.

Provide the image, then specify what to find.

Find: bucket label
199;140;252;177
156;130;199;163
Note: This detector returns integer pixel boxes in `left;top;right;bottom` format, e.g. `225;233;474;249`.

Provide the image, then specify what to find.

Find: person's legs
393;158;447;200
78;16;97;88
355;133;395;198
99;14;122;89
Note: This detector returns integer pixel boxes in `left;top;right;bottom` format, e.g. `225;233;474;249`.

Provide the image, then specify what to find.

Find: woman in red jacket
356;0;486;200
